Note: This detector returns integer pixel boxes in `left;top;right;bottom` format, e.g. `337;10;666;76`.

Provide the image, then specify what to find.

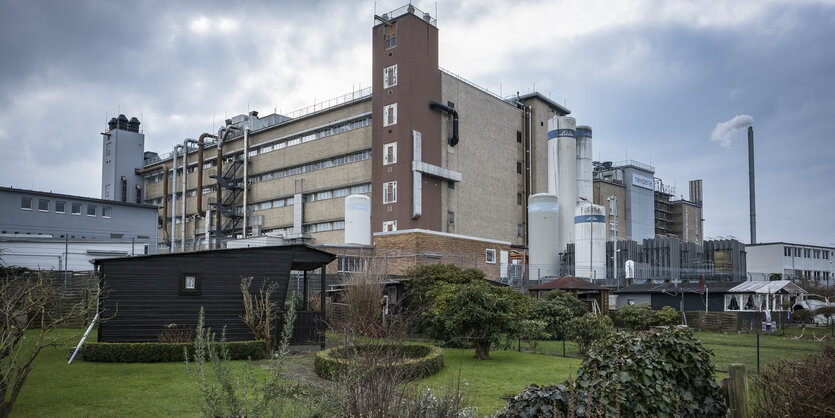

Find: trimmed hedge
314;343;444;380
82;340;267;363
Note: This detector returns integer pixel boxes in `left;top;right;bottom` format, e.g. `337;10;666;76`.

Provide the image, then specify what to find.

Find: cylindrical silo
574;203;606;281
528;193;560;280
344;194;371;245
556;116;577;252
575;125;593;204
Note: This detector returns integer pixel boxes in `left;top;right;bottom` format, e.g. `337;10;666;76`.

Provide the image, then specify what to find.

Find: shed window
181;273;200;295
486;249;496;264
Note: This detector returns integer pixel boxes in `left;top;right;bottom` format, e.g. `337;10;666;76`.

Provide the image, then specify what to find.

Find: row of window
265;219;347;236
790;270;832;280
248;149;372;186
251;183;372;212
784;246;831;260
20;197;111;218
145;117;373;185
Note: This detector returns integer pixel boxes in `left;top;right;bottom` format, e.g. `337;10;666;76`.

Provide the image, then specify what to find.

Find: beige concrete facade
671;201;702;244
593;179;628;240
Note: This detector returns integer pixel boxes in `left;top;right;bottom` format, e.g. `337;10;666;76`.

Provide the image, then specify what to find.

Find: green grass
10;328;835;417
11;329;274;418
417;347;582;415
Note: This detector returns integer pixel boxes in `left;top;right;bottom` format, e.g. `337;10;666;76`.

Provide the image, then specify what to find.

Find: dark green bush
82;340;267;363
529;290;588;338
314;343;444;380
567;313;613;354
499;328;726;417
614;303;656;330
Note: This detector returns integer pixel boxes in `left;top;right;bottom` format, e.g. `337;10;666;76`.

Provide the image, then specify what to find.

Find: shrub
655;305;680;326
82;340;267;363
499;328;726;417
529;290;588;338
314;343;444;380
614;303;656;330
518;319;550;350
567;313;613;355
751;346;835;418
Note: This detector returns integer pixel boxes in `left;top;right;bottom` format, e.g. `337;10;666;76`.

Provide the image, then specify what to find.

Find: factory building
0;186;158;270
111;5;571;255
746;242;834;285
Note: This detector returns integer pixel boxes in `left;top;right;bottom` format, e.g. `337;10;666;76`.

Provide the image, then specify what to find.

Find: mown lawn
10;327;834;417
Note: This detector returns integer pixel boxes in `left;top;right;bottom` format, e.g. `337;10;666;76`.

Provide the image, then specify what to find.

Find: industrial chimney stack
748;126;756;244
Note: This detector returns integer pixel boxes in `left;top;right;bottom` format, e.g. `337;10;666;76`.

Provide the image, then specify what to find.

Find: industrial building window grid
71;202;82;215
383;64;397;88
251;184;371;213
102;206;112;218
384;103;397;127
383;181;397;204
383;142;397;165
38;199;49;212
608;196;618;216
87;204;97;217
55;201;65;213
384;22;396;49
20;197;32;210
338;256;366;273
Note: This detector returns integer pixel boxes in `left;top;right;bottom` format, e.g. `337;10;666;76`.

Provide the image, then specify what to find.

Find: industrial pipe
172;144;183;252
429;101;459;146
195;133;217;217
243;124;250;237
136;164;171;243
748;126;756;244
183;138;199;251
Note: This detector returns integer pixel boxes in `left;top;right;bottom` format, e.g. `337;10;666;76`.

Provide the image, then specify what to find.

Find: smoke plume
710;114;754;149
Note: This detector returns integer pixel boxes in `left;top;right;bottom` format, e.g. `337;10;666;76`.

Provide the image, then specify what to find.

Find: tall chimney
748;126;756;244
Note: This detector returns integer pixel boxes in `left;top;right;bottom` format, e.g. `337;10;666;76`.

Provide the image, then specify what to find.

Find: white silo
528;193;560;280
547;115;577;252
344;194;371;245
575;125;593;204
574;203;606;281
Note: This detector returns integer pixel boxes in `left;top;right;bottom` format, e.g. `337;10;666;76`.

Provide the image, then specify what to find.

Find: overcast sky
1;0;834;247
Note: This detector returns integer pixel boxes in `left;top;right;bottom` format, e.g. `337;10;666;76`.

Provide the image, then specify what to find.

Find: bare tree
240;276;278;352
0;271;96;417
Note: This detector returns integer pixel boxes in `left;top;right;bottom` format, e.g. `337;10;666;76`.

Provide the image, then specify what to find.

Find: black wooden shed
94;244;335;345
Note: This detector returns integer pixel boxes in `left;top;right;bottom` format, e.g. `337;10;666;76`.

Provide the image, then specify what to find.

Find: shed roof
94;244;335;271
529;276;608;291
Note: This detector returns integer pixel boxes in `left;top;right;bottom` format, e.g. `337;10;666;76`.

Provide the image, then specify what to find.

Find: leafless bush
240;276;278;352
337;264;386;338
158;323;194;343
751;346;835;418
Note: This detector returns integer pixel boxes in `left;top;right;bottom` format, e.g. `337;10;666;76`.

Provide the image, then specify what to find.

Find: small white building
746;242;834;286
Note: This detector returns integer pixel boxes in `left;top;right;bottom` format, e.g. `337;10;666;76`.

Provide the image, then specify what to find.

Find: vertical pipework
172;145;182;252
748;126;756;244
243;125;250;237
195;133;216;217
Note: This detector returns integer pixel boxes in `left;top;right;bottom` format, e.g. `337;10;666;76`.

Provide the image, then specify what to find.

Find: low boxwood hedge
81;340;267;363
314;343;444;380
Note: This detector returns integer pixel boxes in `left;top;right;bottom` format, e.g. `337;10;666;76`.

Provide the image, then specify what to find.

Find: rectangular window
38;199;49;212
383;103;397;127
105;141;111;156
610;221;618;240
181;273;200;295
608;196;618;216
517;131;522;143
383;142;397;165
55;201;66;213
784;247;790;257
338;256;366;273
102;206;112;218
485;249;496;264
447;211;455;226
383;220;397;232
384;22;397;49
517;224;524;237
517;193;522;205
516;162;522;174
383;64;398;88
383;181;397;204
20;197;32;210
71;202;82;215
87;204;97;216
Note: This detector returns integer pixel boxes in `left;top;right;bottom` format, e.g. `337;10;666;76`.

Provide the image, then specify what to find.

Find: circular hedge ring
314;343;444;380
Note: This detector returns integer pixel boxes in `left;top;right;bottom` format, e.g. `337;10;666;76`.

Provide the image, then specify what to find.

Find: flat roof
746;242;835;250
516;92;571;115
0;186;158;210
